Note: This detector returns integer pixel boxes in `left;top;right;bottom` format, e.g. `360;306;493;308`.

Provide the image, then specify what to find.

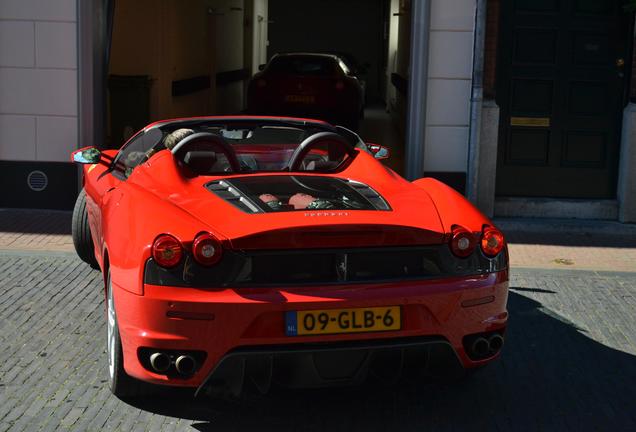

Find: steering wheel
287;132;357;172
171;132;241;173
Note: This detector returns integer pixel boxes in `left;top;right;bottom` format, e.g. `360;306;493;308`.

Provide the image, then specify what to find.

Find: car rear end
247;54;362;127
115;193;508;395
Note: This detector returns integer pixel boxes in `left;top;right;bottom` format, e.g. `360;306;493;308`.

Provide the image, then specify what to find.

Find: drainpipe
466;0;487;202
405;0;431;181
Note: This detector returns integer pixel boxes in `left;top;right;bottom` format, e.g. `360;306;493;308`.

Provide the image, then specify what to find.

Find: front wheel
107;271;142;398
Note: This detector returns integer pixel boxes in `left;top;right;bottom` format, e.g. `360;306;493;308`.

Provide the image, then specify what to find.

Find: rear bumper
196;336;463;397
113;271;509;389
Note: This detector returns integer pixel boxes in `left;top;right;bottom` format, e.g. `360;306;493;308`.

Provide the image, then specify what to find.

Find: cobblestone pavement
1;251;635;431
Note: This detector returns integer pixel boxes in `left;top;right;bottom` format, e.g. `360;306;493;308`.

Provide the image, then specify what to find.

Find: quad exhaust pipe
471;337;490;357
468;334;504;359
149;352;171;373
149;352;198;375
175;355;196;375
488;334;504;352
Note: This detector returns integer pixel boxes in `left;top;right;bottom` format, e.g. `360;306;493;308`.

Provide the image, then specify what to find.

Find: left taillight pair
152;233;222;268
450;225;505;258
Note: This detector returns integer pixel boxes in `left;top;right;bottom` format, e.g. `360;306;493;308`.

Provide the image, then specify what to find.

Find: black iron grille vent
27;171;48;192
345;180;390;210
207;180;263;213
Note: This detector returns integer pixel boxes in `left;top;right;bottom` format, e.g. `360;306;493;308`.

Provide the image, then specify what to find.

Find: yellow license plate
285;306;401;336
284;95;315;104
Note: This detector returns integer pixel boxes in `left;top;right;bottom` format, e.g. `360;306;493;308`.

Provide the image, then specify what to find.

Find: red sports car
71;116;508;399
247;53;365;130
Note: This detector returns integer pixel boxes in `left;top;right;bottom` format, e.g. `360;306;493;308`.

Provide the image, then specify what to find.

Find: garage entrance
105;0;411;174
495;0;631;199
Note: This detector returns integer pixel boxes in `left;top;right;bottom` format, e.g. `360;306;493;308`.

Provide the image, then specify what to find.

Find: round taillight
192;233;222;266
450;226;476;258
481;226;505;257
152;234;183;268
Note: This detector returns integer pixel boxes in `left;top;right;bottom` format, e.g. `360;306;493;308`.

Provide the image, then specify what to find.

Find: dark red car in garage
247;53;365;130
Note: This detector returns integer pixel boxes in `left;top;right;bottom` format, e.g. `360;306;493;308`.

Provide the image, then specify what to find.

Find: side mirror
367;144;390;160
258;64;266;71
71;147;102;164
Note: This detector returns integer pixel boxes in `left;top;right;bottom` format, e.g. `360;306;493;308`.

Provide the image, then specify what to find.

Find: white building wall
386;0;400;111
0;0;78;162
424;0;475;173
210;0;245;114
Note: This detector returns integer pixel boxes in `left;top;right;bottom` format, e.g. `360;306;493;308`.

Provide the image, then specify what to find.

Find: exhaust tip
149;352;171;373
489;334;504;352
471;337;490;357
175;355;196;375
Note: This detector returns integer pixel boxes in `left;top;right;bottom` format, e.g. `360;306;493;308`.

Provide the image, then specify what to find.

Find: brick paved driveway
1;251;635;431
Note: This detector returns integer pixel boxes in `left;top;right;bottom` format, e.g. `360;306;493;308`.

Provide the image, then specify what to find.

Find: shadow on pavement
0;209;71;235
497;218;636;249
121;291;636;431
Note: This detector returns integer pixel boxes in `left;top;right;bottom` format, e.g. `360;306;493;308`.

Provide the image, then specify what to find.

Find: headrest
171;132;241;175
183;151;217;175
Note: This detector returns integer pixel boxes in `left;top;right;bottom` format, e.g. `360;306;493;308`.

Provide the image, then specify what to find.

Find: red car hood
132;152;445;250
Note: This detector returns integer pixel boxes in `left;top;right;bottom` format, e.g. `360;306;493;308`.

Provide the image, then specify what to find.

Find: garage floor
359;104;405;175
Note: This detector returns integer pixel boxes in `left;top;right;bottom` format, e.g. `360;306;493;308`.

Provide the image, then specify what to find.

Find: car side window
112;128;164;179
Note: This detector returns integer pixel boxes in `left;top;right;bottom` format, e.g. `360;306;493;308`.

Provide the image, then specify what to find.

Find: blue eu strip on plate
285;311;298;336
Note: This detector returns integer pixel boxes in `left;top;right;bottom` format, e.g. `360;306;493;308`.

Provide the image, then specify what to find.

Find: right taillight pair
450;225;505;258
152;233;223;269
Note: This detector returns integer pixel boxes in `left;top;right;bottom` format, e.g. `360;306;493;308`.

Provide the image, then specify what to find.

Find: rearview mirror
71;147;102;164
367;144;390;160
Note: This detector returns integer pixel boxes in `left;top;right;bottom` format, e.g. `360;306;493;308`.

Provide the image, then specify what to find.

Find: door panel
496;0;630;199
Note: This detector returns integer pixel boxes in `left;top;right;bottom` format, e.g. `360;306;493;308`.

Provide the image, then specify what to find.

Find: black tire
71;189;98;268
107;271;143;399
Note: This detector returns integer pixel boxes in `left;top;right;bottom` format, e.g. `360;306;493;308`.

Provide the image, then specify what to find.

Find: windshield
267;55;337;76
115;119;369;178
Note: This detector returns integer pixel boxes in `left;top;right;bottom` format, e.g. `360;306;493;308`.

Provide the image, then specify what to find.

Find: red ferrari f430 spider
71;116;508;398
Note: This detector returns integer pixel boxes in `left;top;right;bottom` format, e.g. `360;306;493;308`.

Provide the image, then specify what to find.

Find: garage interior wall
392;0;412;135
250;0;269;74
211;0;246;115
424;0;476;190
386;0;401;113
109;0;212;146
108;0;260;145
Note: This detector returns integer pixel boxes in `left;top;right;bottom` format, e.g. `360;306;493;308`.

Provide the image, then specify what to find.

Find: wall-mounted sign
510;117;551;127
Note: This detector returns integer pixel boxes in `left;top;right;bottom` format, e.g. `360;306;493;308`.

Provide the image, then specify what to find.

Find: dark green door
496;0;631;198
